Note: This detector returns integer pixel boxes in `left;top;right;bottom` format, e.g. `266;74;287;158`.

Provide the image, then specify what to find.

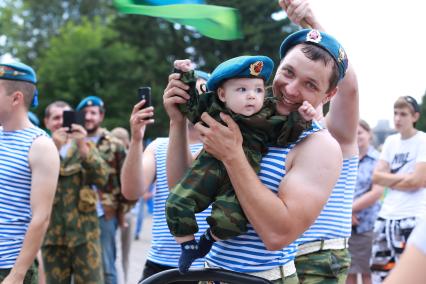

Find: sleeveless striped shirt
0;127;47;268
295;156;358;245
205;121;323;273
147;138;211;267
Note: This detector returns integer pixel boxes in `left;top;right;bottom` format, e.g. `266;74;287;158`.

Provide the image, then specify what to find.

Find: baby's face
218;78;265;116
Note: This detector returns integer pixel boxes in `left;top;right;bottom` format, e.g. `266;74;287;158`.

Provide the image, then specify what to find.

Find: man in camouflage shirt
77;96;135;284
42;101;109;284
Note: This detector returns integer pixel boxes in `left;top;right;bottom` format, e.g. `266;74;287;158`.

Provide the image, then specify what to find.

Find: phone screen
62;110;85;132
138;87;152;108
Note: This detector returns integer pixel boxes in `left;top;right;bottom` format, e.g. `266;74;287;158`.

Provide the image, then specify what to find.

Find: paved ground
116;215;152;284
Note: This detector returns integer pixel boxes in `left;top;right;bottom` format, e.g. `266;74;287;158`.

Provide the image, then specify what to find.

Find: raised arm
121;100;154;200
163;72;196;188
195;113;342;250
282;0;359;156
4;136;59;283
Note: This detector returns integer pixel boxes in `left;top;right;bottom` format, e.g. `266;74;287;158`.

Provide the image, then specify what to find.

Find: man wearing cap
279;1;360;283
0;62;59;283
370;96;426;283
121;71;212;282
164;28;352;284
42;100;109;284
76;96;133;284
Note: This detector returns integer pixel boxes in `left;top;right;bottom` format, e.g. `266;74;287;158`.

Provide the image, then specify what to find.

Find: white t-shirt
379;131;426;219
408;218;426;255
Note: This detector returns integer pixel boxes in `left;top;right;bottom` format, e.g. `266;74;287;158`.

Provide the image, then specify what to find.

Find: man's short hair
1;80;35;109
44;101;72;119
300;43;340;92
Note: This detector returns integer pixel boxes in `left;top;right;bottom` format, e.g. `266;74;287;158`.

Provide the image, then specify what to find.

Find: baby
166;55;316;273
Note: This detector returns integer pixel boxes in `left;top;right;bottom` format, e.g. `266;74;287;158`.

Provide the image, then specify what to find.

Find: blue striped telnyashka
205;121;323;273
295;156;359;246
0;127;47;268
147;138;211;267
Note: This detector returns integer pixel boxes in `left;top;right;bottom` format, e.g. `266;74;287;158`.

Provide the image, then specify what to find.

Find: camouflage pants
0;264;38;284
42;240;104;284
166;150;258;240
370;216;416;284
295;249;350;284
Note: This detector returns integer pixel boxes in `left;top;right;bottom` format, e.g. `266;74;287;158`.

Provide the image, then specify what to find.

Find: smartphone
138;87;152;108
62;110;85;132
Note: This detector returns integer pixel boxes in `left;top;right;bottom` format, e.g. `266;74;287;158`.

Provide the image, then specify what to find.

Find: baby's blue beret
0;61;39;107
279;29;348;81
206;55;274;92
76;96;104;112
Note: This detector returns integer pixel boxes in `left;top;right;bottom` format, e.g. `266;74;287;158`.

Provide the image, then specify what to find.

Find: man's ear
413;112;420;123
322;86;338;104
217;87;226;103
11;91;24;107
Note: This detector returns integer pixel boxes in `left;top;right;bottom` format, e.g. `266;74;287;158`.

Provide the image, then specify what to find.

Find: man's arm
121;100;154;200
4;136;59;283
373;159;426;191
282;0;359;156
196;113;342;250
163;72;196;188
352;184;385;212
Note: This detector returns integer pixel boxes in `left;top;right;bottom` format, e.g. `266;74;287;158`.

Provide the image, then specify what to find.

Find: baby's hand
173;59;193;72
298;101;316;121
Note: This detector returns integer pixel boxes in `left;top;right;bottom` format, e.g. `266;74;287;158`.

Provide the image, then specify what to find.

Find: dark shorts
370;216;416;283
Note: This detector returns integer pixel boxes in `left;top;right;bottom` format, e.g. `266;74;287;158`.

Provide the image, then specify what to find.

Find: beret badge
338;46;346;63
249;61;263;77
306;29;322;44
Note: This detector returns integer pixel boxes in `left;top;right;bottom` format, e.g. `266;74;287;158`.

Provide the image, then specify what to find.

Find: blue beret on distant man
279;29;348;81
206;55;274;92
0;61;39;107
76;95;104;112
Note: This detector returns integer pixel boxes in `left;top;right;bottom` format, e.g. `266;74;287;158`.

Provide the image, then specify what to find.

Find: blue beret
0;61;39;107
279;29;348;81
28;111;40;127
76;96;104;112
194;70;211;81
206;55;274;92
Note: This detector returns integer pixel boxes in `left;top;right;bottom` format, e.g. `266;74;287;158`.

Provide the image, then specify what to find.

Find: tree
35;18;146;132
418;90;426;132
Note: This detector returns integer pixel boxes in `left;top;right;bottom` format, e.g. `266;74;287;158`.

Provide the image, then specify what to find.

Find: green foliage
417;91;426;131
36;19;143;131
2;0;297;138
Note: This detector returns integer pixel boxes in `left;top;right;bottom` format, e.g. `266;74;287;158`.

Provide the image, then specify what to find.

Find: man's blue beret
194;70;211;81
76;96;104;112
206;55;274;92
0;61;39;107
279;29;348;81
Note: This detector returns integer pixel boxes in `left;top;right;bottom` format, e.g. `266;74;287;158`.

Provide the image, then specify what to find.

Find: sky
307;0;426;128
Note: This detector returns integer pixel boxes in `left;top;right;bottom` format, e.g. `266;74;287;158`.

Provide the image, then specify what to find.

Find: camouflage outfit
93;128;135;284
166;71;310;240
94;128;134;220
42;141;109;284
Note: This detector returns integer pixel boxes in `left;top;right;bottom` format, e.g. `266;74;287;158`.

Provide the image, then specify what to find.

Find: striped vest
295;156;358;245
147;138;211;267
205;122;323;273
0;127;47;268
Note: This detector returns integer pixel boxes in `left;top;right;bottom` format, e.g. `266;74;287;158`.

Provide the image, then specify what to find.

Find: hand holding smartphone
138;87;152;108
62;110;85;132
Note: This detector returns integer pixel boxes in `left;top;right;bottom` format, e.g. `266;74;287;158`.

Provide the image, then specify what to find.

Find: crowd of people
1;0;426;284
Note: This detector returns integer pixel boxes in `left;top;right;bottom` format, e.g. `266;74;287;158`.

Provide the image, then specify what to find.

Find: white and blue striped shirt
295;156;358;245
0;127;47;268
147;138;211;267
206;122;323;273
